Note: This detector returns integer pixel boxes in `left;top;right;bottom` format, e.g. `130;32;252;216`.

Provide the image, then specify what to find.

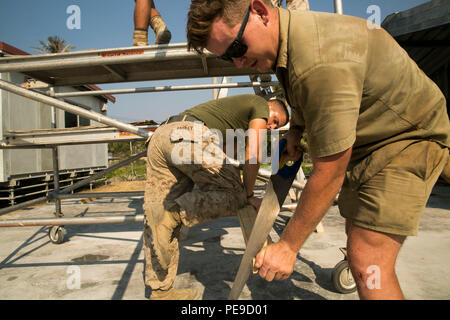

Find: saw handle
252;237;272;274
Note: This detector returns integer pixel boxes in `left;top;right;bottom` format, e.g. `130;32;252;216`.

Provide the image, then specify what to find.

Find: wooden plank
237;205;258;245
237;205;272;269
229;181;280;300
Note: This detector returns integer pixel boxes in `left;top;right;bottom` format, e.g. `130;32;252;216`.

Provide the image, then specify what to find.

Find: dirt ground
85;180;145;193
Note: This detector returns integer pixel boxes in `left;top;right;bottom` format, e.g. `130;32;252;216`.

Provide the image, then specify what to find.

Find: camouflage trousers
271;0;310;10
143;121;247;290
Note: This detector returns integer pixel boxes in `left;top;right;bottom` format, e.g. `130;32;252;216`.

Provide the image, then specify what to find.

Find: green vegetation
31;36;76;53
107;142;147;181
302;162;313;175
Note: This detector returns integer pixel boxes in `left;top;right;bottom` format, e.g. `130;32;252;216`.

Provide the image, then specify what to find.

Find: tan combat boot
149;15;171;45
150;287;202;300
133;29;148;46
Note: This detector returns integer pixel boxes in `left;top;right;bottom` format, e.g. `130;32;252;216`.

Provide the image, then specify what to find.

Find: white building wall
0;72;109;182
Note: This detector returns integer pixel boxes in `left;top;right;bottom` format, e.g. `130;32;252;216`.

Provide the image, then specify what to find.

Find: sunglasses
218;6;251;62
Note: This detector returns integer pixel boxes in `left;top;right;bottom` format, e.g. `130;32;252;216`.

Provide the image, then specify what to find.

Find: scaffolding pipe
0;79;151;139
50;151;146;196
0;202;303;227
0;150;146;216
0;46;201;73
0;215;145;227
334;0;343;14
0;197;51;217
52;146;62;217
55;191;144;199
53;81;279;98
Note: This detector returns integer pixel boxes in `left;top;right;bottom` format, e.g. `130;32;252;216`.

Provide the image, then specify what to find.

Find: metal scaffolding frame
0;43;306;244
0;43;271;86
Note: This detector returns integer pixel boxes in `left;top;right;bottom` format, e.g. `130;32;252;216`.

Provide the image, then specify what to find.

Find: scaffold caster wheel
49;226;66;244
332;248;357;294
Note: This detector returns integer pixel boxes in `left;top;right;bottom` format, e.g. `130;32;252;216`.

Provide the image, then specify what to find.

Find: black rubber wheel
49;226;66;244
332;259;357;294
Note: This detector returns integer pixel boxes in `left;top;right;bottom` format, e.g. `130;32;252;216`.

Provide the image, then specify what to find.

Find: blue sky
0;0;429;123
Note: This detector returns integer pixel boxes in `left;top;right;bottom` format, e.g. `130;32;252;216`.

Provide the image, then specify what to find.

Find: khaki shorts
339;141;449;236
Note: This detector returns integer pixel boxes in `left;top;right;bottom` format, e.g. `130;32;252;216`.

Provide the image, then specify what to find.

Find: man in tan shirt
186;0;450;299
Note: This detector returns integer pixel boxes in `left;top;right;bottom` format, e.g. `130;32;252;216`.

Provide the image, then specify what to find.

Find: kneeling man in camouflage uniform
144;94;289;300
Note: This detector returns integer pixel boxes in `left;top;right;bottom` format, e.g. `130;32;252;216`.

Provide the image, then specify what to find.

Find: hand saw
228;138;302;300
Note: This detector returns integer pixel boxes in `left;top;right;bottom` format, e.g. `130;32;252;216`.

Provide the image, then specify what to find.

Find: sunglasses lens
233;42;248;58
219;55;233;62
230;41;247;57
218;6;250;63
219;41;247;62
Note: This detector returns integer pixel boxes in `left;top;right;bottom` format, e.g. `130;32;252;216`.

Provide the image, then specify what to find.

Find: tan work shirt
275;8;450;166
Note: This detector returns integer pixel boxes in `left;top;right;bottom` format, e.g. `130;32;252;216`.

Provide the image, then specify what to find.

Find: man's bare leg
133;0;152;45
346;220;406;299
134;0;152;30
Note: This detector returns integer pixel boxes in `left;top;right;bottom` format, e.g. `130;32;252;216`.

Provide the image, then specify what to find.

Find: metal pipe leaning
0;44;195;74
0;204;300;228
55;191;145;199
334;0;343;14
52;81;279;98
0;150;146;216
0;79;151;139
0;214;145;227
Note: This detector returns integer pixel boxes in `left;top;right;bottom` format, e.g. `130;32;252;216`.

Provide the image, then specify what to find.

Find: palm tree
31;36;76;53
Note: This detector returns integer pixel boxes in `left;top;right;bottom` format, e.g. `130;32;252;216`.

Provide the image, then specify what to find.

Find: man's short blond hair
186;0;273;54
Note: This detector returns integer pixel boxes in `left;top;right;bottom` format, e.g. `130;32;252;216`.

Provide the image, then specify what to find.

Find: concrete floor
0;182;449;300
